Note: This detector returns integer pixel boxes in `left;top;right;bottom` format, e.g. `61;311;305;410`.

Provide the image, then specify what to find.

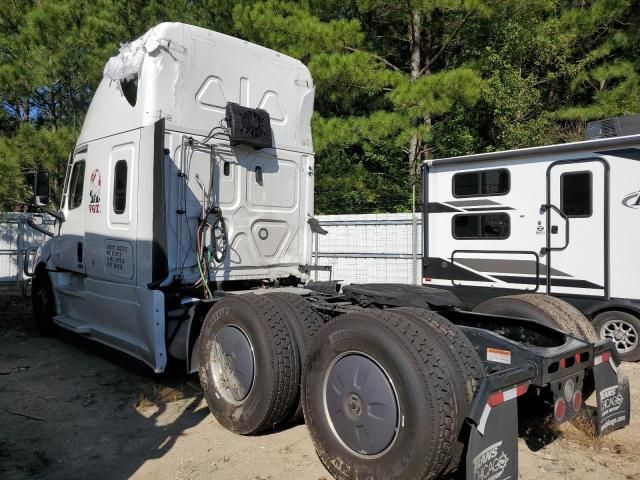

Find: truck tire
518;294;598;342
263;292;324;418
303;309;459;480
198;294;299;434
473;294;598;399
593;311;640;362
393;308;484;475
32;269;56;336
473;294;598;341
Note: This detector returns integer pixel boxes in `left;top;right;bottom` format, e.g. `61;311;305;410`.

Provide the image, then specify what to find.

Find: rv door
545;159;608;297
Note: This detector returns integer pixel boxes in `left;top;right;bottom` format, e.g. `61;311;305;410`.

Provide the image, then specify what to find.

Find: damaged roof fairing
77;22;315;153
103;27;165;82
77;23;184;145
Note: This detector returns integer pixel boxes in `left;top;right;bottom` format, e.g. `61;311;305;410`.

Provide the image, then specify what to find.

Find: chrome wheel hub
601;319;638;353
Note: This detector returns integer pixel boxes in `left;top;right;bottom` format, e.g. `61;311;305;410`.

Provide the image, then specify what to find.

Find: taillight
554;398;566;421
563;379;575;403
572;390;583;412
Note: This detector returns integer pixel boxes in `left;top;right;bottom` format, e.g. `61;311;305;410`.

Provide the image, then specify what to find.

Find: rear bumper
465;339;630;480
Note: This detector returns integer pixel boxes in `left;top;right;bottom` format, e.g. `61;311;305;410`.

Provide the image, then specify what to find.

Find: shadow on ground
0;286;208;480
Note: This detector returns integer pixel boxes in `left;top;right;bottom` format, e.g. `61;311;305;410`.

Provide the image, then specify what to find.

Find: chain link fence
0;213;54;285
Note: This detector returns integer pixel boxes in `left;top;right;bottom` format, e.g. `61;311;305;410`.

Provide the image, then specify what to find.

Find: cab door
545;159;608;297
53;152;87;273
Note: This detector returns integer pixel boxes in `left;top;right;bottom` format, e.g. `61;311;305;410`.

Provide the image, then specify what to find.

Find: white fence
0;214;54;284
312;213;422;285
0;212;422;286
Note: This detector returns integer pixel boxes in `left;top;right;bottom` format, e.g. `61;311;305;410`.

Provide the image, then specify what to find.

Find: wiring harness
194;206;228;298
182;121;230;298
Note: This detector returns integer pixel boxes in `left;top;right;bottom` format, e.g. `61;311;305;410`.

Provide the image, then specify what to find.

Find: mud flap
466;396;519;480
594;352;631;435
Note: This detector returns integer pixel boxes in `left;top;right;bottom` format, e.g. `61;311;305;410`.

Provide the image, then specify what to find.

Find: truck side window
561;171;592;217
113;160;128;214
69;161;86;210
453;169;509;197
120;78;138;107
452;213;510;239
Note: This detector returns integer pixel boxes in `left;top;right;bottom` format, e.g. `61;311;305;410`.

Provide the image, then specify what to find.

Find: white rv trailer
423;126;640;360
23;23;630;480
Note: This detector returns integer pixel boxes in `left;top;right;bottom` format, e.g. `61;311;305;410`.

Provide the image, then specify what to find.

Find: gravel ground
1;286;638;479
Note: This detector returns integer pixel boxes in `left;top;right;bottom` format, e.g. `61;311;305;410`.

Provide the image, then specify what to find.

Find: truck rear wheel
393;308;484;475
263;292;324;419
198;294;299;434
594;311;640;362
302;309;459;480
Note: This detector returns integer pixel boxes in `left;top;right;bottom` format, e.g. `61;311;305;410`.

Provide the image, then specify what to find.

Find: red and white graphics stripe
594;352;617;373
478;384;529;435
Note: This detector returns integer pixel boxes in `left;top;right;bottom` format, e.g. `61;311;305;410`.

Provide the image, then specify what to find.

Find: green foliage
0;123;75;210
232;0;363;60
0;0;638;213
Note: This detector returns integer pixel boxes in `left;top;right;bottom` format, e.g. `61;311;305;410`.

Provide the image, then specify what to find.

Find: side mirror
33;171;50;206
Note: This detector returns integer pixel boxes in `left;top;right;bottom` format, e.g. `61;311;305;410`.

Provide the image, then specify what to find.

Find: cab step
53;315;91;334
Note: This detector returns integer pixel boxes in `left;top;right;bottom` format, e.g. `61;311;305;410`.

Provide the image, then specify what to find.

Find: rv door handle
77;242;83;264
541;204;569;253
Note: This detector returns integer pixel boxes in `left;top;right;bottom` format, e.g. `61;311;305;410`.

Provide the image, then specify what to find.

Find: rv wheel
198;295;299;434
32;269;56;336
594;311;640;362
303;310;459;480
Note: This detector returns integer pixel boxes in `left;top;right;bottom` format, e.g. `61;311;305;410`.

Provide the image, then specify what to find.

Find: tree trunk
407;5;422;173
423;11;433;161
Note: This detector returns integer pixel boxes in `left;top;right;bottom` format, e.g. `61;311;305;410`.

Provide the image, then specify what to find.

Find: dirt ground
1;286;639;480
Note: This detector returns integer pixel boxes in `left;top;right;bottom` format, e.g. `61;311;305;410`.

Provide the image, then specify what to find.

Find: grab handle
541;204;569;253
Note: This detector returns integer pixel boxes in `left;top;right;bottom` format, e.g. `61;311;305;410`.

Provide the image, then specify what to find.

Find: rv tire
198;294;299;434
594;311;640;362
303;309;458;480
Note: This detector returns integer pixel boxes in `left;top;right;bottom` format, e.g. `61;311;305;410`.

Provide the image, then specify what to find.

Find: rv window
69;161;85;210
453;169;509;197
561;171;592;217
113;160;128;214
452;213;510;239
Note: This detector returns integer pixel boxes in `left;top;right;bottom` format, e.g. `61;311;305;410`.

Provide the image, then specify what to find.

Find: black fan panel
225;102;273;149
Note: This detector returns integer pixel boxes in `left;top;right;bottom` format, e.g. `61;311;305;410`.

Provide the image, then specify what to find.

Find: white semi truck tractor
24;23;630;480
